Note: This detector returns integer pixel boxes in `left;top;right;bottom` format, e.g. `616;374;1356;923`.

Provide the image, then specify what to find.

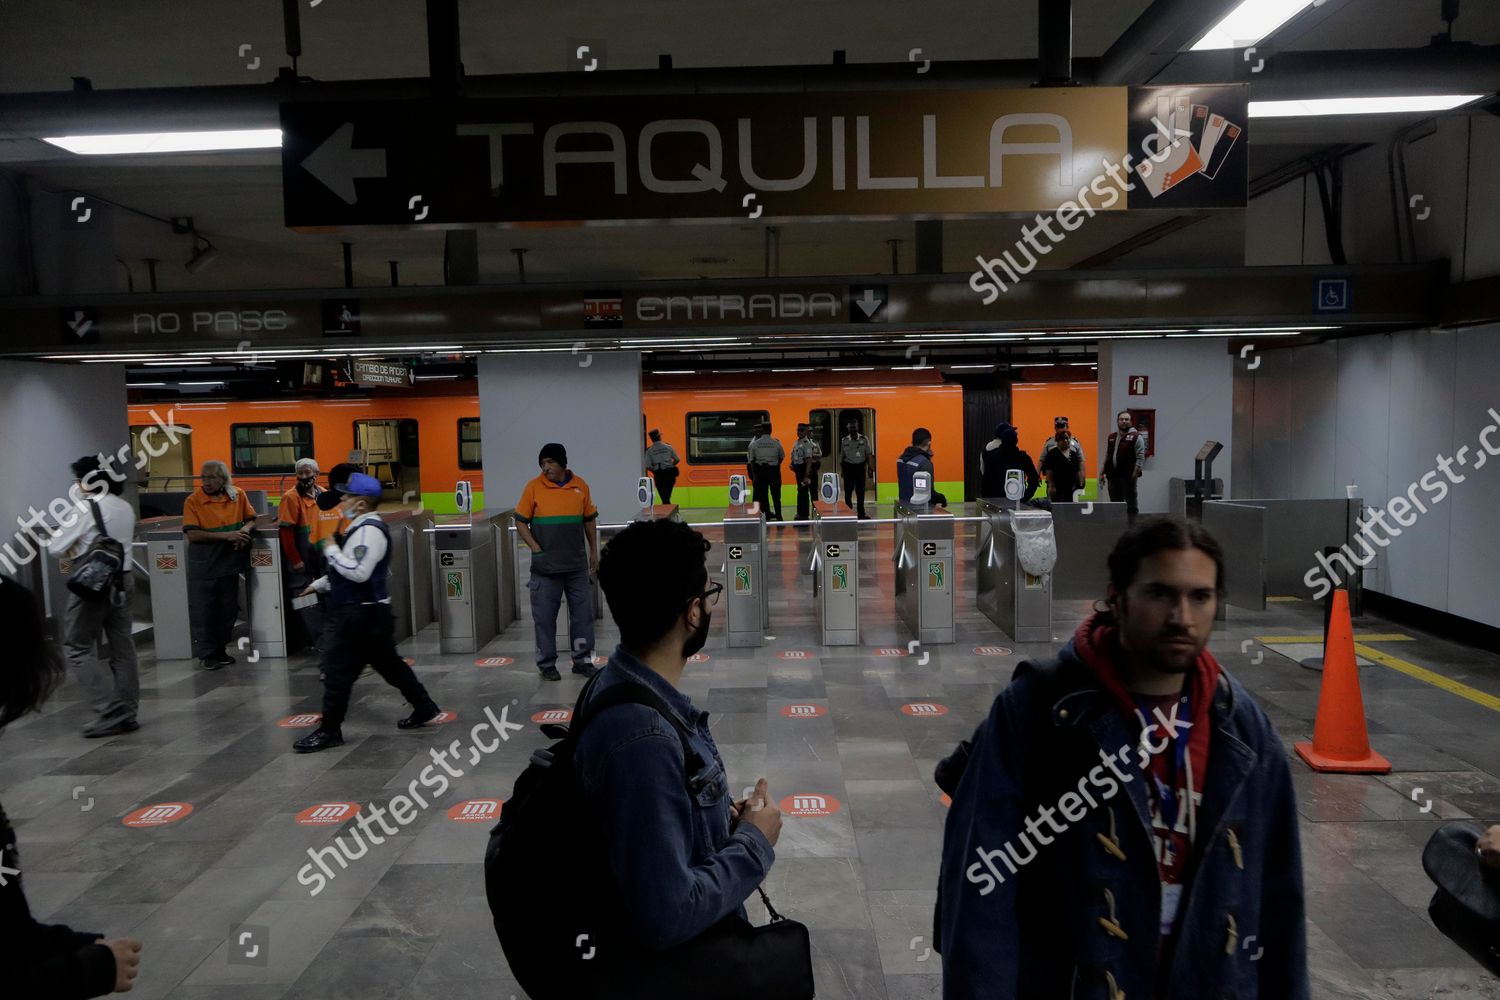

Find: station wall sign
280;85;1248;229
347;359;413;386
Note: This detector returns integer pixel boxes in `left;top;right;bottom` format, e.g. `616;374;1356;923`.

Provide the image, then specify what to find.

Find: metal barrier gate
143;517;191;660
812;500;859;645
724;503;768;647
382;508;434;643
976;500;1053;642
247;523;288;659
894;501;954;644
434;510;500;654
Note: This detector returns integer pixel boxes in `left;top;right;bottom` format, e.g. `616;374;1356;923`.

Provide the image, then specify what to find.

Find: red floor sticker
940;793;952;808
779;704;828;718
404;657;416;666
475;656;515;667
781;793;842;817
277;713;322;728
123;802;194;828
776;650;811;660
296;802;361;826
431;711;457;724
688;653;711;663
531;708;573;724
974;646;1013;656
901;702;950;717
873;647;909;657
448;799;503;823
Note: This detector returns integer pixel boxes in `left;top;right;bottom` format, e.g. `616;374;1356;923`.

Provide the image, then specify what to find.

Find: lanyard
1136;691;1190;839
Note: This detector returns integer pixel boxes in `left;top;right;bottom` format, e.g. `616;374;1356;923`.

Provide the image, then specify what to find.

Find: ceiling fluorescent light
43;129;283;155
1191;0;1312;50
179;380;226;386
1251;95;1484;118
652;369;697;375
831;366;876;371
125;382;167;388
946;364;997;370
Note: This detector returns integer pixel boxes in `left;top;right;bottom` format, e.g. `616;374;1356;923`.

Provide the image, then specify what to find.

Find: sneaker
397;704;441;730
293;729;344;753
200;657;227;672
82;717;138;739
571;661;600;678
539;665;562;681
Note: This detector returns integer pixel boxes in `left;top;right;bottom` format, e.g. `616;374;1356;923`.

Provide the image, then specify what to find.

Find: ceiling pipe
1094;0;1244;85
426;0;463;99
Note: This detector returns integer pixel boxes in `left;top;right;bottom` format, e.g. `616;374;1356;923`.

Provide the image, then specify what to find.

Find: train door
354;418;420;500
811;407;877;493
130;421;193;492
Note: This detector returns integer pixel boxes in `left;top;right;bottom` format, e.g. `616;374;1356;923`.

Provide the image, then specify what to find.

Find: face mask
682;607;711;659
297;478;316;495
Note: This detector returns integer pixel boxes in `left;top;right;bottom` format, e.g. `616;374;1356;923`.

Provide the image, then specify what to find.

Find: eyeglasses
694;581;724;609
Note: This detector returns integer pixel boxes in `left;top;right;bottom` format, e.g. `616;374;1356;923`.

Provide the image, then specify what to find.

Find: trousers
652;467;679;504
752;465;783;520
842;462;869;516
189;572;240;659
1106;471;1140;516
63;577;139;723
529;569;595;668
319;603;436;733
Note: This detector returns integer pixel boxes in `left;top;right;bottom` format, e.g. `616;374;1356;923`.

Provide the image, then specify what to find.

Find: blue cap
335;472;382;498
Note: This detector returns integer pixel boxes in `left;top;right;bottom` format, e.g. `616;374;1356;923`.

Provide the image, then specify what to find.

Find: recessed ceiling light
43;129;283;155
1250;95;1485;117
1190;0;1313;50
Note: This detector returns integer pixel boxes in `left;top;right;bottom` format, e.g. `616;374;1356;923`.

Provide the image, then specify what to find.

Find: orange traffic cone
1295;589;1391;773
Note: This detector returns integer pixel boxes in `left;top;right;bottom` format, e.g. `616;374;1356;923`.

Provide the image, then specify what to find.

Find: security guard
293;473;441;753
746;421;785;522
790;422;823;521
645;428;681;504
840;419;873;519
1101;409;1147;518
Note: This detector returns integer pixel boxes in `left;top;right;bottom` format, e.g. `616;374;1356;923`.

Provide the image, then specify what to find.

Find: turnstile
381;508;435;643
434;509;500;654
894;501;955;644
247;521;288;659
493;510;520;634
811;500;859;645
143;517;192;660
724;504;768;647
976;500;1053;643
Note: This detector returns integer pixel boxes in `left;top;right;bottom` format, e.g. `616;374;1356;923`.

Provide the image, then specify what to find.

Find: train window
458;418;482;470
230;422;313;475
129;423;193;491
686;411;769;464
809;411;833;461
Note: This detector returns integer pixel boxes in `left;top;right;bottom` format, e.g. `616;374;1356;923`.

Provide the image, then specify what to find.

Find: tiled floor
8;512;1500;999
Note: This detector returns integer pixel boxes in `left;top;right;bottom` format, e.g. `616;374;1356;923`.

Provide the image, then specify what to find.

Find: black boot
397;702;441;730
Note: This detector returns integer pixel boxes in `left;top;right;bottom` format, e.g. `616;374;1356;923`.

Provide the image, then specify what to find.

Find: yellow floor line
1255;633;1414;643
1353;643;1500;714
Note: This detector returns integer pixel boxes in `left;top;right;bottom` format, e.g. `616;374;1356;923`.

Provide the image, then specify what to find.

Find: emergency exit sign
1128;375;1149;396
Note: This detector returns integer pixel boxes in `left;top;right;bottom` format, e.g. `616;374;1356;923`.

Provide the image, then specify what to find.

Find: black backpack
67;500;127;604
485;674;706;999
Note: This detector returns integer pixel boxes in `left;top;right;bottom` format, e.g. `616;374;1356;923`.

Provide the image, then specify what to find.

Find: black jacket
979;440;1040;500
1;800;117;998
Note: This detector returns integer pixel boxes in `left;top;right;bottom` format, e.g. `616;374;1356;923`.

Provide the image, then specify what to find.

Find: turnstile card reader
435;510;499;654
144;518;191;660
819;473;840;505
894;501;955;644
247;522;288;659
812;500;859;645
724;504;767;647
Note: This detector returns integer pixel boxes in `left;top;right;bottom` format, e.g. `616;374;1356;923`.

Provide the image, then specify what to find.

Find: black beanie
538;443;568;468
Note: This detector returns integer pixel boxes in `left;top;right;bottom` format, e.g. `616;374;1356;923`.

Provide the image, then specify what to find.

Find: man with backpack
43;456;139;738
488;518;785;998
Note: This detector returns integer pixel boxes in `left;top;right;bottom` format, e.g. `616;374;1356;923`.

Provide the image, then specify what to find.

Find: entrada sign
281;85;1247;228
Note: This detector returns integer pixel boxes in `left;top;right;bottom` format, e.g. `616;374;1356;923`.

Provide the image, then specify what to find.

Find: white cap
295;457;320;473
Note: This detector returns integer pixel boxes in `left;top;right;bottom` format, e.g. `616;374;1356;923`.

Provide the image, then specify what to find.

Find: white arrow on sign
301;122;388;206
0;864;19;886
66;311;93;338
854;289;884;318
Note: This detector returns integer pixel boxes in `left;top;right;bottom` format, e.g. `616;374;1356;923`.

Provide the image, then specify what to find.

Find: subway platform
4;518;1500;1000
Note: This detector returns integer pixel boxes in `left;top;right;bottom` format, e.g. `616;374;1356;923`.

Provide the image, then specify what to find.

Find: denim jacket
938;642;1309;1000
574;647;776;951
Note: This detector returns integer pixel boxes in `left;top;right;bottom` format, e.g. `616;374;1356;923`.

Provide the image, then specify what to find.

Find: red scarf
1072;612;1219;938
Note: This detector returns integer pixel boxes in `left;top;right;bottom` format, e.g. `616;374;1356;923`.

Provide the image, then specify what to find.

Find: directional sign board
280;86;1247;230
848;285;888;323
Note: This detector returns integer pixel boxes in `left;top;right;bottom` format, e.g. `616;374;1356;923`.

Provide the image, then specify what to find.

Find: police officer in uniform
790;422;823;521
840;419;873;519
1101;409;1147;519
293;473;441;753
645;429;681;505
747;422;785;522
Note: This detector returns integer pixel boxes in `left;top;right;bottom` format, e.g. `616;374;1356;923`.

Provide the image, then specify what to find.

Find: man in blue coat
937;517;1307;999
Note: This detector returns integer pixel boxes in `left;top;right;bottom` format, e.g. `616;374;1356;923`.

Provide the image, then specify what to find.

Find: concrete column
0;361;131;616
1096;338;1233;514
477;351;643;523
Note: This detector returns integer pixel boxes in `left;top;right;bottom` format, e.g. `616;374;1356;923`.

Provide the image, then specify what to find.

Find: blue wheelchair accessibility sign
1316;279;1350;312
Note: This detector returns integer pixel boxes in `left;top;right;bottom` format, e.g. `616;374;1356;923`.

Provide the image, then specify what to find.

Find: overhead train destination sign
280;85;1248;229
